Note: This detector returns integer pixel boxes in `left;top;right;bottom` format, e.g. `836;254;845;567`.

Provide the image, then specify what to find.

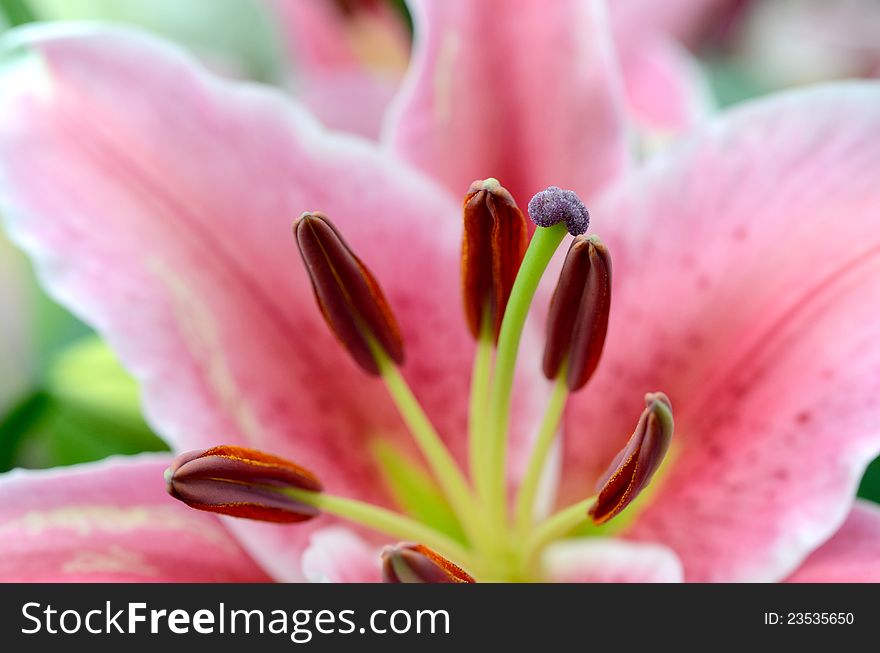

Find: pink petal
384;0;630;206
562;83;880;581
273;0;409;138
0;455;271;581
621;36;713;138
300;526;381;583
786;501;880;582
0;25;543;579
543;538;683;582
295;73;402;140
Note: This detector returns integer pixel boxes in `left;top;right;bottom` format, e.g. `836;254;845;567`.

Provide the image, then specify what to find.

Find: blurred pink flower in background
0;0;879;582
272;0;411;138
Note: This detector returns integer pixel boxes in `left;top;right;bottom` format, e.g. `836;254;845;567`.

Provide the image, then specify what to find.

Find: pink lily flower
0;0;879;583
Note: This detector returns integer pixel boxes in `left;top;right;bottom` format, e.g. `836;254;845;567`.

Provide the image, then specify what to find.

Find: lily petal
621;36;714;142
0;25;544;579
786;501;880;582
543;538;683;582
300;526;381;583
0;454;271;581
384;0;630;205
564;83;880;582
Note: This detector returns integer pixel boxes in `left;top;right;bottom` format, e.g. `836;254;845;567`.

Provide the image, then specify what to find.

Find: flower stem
468;311;494;507
372;344;490;553
484;222;568;533
520;495;597;572
284;488;478;571
513;372;569;535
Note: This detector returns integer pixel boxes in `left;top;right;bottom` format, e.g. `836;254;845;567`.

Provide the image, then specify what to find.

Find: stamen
589;393;674;525
543;235;612;391
164;445;322;523
381;543;476;583
370;342;492;554
527;186;590;236
461;178;528;339
468;310;494;495
293;212;404;374
514;236;611;533
293;212;487;552
283;487;478;570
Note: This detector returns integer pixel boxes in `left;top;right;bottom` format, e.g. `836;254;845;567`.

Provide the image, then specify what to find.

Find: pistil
480;221;568;533
481;186;590;534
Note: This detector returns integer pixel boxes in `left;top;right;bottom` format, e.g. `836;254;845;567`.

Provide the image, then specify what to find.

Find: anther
589;393;674;524
294;212;404;374
543;235;611;391
381;543;475;583
461;178;528;339
165;445;322;523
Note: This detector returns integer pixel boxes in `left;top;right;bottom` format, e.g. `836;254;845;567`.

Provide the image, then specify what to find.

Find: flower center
165;182;673;582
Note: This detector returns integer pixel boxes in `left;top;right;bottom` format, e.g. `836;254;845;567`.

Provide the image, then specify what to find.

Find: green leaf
18;395;167;467
858;455;880;505
0;391;49;470
1;336;167;470
0;0;36;27
46;335;144;424
29;0;284;82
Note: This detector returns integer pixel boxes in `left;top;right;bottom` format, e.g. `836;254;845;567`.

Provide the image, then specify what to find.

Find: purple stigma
527;186;590;236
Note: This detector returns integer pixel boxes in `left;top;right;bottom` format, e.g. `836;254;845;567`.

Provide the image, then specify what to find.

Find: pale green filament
468;311;494;509
370;342;492;553
483;222;569;532
513;371;569;535
520;495;597;573
284;488;478;571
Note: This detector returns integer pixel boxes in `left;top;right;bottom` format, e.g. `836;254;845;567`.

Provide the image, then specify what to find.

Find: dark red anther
165;445;322;523
381;543;475;583
294;212;404;374
461;178;528;340
589;393;674;525
543;235;611;391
